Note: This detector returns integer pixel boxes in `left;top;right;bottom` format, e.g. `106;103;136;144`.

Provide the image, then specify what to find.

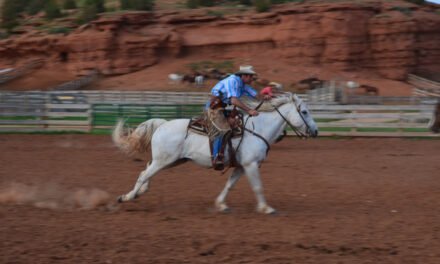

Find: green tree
120;0;131;9
83;0;105;13
199;0;214;7
186;0;199;9
120;0;155;11
239;0;252;5
79;5;98;23
404;0;425;4
1;0;26;30
45;0;62;19
26;0;46;15
254;0;271;12
63;0;78;9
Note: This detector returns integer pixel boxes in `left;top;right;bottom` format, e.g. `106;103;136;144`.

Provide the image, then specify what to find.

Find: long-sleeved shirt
210;74;257;105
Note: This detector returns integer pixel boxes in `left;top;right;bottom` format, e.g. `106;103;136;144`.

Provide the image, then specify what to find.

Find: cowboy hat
268;81;283;89
235;65;257;75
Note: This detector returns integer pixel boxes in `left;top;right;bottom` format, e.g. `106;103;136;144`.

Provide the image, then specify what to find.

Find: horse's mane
241;92;298;112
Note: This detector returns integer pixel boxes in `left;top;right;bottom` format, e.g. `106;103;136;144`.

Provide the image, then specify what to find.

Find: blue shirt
210;74;258;105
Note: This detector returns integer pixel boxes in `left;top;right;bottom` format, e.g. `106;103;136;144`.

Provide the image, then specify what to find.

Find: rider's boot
213;154;224;171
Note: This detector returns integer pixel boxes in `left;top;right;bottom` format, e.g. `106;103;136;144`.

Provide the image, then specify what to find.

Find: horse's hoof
258;205;277;215
215;202;230;213
117;195;124;203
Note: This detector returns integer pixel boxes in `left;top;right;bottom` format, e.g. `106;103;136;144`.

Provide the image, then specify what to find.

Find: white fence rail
0;93;438;137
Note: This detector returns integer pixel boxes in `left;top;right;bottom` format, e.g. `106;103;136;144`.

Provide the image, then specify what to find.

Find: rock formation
0;0;439;80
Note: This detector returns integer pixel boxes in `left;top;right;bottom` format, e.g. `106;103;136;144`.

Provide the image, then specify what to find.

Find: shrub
45;0;62;19
404;0;425;5
78;5;98;23
391;6;412;16
254;0;271;12
63;0;78;9
48;27;72;34
206;10;224;17
26;0;46;15
270;0;285;4
119;0;154;11
186;0;199;9
199;0;214;7
83;0;105;13
239;0;252;5
1;0;26;30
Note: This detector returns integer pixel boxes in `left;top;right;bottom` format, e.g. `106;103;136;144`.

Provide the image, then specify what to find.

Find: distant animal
428;102;440;133
195;75;204;86
182;74;196;83
359;84;379;95
168;73;184;83
346;81;359;89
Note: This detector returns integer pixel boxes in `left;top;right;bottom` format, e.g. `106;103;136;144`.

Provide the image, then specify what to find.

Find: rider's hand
248;109;259;116
263;94;272;101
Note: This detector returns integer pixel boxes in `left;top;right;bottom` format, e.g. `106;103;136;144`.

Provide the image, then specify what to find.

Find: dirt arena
1;134;440;264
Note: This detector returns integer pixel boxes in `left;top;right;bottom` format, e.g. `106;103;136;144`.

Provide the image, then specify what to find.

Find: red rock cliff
0;0;439;80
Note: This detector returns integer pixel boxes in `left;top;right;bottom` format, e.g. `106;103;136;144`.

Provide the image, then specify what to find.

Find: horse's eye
301;110;308;115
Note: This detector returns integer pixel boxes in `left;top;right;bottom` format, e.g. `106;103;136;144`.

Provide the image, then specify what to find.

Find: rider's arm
231;97;258;116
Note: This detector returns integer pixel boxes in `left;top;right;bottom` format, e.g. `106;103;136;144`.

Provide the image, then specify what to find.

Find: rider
206;65;270;170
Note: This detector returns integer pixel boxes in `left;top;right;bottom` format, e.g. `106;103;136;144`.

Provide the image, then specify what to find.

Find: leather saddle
187;109;244;169
187;109;244;138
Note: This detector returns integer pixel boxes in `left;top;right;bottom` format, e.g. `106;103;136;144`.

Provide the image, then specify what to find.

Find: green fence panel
92;103;204;128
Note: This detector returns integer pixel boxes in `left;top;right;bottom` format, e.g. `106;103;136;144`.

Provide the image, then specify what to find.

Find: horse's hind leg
215;167;243;212
118;160;165;202
243;162;276;214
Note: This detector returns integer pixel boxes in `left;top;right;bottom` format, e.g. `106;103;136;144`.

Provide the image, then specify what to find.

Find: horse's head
241;93;318;138
288;94;318;138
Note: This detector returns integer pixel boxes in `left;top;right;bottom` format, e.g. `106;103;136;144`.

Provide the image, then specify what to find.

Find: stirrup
213;155;224;171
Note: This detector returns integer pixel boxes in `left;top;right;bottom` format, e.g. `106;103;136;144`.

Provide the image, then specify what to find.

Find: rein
235;100;268;155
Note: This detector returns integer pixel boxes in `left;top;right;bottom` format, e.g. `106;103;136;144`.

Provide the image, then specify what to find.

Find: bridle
236;98;312;156
271;99;312;139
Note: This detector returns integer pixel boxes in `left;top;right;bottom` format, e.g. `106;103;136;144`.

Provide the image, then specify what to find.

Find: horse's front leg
215;167;243;212
243;162;276;214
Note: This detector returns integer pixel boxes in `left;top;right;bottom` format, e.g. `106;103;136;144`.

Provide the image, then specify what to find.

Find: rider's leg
213;135;223;160
212;135;224;170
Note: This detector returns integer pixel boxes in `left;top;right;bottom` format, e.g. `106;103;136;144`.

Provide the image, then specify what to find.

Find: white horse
112;93;318;214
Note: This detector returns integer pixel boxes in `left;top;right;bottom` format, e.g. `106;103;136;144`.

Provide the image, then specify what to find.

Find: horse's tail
112;118;167;156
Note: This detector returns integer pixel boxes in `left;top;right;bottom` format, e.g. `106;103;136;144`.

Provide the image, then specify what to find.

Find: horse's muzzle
308;129;318;138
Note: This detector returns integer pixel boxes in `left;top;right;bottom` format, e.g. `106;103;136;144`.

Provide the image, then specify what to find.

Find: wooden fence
0;97;437;137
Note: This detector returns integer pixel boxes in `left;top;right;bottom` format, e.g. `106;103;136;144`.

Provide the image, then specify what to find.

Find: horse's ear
292;93;299;102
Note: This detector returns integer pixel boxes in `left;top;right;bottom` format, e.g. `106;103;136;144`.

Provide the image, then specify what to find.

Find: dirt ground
1;135;440;264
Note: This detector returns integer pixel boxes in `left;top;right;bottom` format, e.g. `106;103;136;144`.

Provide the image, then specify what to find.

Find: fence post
87;104;93;132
